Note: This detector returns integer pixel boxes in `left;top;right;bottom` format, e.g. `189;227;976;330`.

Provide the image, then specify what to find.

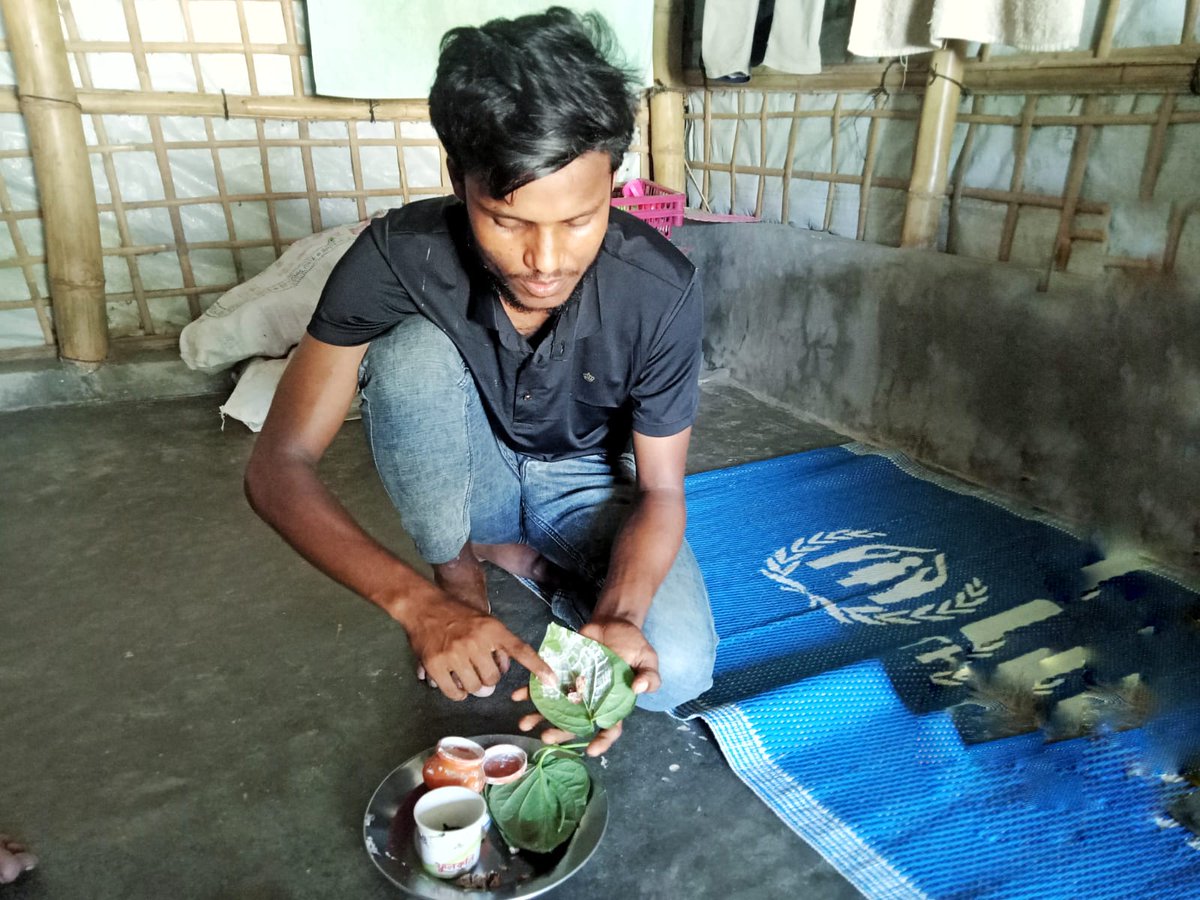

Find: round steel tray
363;734;608;899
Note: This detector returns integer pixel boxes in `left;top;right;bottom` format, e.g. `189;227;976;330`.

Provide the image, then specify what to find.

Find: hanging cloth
703;0;827;79
848;0;1087;58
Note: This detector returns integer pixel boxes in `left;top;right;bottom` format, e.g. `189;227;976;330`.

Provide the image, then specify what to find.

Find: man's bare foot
423;546;499;696
0;835;36;885
432;545;490;613
471;542;565;590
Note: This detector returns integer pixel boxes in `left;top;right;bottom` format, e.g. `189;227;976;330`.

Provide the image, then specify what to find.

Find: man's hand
513;616;659;755
404;586;555;701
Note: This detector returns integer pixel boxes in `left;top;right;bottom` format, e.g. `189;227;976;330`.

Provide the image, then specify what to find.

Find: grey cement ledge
0;345;231;413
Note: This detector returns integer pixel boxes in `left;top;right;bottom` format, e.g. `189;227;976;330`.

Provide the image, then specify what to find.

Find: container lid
482;744;528;785
436;736;485;763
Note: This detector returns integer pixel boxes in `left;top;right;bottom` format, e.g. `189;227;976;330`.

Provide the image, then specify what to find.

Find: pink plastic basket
610;179;685;238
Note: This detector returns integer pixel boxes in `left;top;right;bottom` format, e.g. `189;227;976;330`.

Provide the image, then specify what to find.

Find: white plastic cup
412;786;488;879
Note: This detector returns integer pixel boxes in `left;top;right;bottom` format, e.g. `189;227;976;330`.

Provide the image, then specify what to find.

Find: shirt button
522;392;532;401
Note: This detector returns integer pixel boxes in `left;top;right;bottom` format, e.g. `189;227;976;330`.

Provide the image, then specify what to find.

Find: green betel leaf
485;753;592;853
528;623;637;735
592;643;638;729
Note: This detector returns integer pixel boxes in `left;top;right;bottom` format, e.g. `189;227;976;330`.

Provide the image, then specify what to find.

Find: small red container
611;179;685;238
421;737;486;793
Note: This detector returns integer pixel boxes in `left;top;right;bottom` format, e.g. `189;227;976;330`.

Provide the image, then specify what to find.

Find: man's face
454;151;614;314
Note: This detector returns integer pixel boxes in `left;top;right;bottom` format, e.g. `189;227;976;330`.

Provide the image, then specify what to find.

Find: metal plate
363;734;608;899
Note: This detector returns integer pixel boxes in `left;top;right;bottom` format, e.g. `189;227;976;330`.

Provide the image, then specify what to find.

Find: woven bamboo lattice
682;0;1200;285
0;0;651;358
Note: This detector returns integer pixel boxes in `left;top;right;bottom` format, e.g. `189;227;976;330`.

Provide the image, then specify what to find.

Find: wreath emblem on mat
760;529;989;626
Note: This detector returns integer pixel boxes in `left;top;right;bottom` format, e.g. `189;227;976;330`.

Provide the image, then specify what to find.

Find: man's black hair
429;6;640;199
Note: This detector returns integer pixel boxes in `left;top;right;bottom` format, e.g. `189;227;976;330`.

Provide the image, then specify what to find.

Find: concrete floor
0;378;863;900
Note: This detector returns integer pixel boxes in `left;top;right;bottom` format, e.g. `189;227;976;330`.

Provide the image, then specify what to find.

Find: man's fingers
426;663;467;701
453;668;482;694
511;685;531;702
494;648;511;675
586;720;623;756
538;726;577;745
517;711;544;732
633;668;661;695
503;638;555;686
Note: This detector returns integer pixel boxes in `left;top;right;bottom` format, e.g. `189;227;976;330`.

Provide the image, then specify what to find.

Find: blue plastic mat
679;445;1200;899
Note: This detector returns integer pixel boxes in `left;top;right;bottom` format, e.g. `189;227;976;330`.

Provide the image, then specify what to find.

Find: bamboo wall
681;0;1200;285
0;0;1194;361
0;0;650;359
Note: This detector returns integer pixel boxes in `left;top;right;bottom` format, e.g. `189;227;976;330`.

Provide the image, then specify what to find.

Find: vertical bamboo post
823;95;843;232
1095;0;1121;58
900;40;968;249
1185;0;1199;42
650;0;686;192
702;89;713;205
2;0;107;362
945;92;983;256
1139;94;1175;201
856;98;883;241
1052;95;1099;271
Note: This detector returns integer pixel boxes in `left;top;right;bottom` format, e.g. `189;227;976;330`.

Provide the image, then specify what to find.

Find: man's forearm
592;488;687;628
244;453;431;627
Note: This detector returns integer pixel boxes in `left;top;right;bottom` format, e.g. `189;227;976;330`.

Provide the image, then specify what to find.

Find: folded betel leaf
529;623;637;735
486;752;591;853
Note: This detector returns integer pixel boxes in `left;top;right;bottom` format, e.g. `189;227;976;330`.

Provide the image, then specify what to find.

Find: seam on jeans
523;505;602;583
361;392;422;555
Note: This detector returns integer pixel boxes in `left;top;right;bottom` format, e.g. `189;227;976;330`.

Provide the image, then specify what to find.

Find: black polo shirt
308;195;702;461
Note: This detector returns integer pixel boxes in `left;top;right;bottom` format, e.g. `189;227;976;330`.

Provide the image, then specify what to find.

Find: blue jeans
359;316;717;711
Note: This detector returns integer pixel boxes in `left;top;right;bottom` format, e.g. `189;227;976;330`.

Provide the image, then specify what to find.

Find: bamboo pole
1163;200;1199;273
946;92;983;255
1052;96;1100;271
682;47;1196;95
60;1;154;335
650;92;686;192
1139;94;1175;201
823;94;842;232
1186;0;1199;42
755;95;768;218
650;0;686;192
35;89;432;120
702;89;712;205
1096;0;1121;59
729;93;743;211
999;96;1037;261
780;92;803;224
901;41;968;249
857;96;884;241
2;0;107;362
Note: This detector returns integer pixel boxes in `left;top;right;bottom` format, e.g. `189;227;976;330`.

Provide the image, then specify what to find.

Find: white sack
219;355;291;432
219;352;362;432
180;216;377;373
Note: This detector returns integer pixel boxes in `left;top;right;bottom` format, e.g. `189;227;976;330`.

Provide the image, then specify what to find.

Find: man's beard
472;244;596;316
489;267;589;315
459;214;598;315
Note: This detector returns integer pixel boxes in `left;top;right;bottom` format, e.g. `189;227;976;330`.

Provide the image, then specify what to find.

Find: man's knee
361;317;466;397
636;546;717;712
637;637;716;712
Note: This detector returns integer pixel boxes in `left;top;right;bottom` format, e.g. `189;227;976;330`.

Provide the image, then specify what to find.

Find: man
245;7;716;754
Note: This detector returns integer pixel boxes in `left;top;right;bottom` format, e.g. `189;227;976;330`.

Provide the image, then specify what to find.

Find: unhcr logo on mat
760;529;989;626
